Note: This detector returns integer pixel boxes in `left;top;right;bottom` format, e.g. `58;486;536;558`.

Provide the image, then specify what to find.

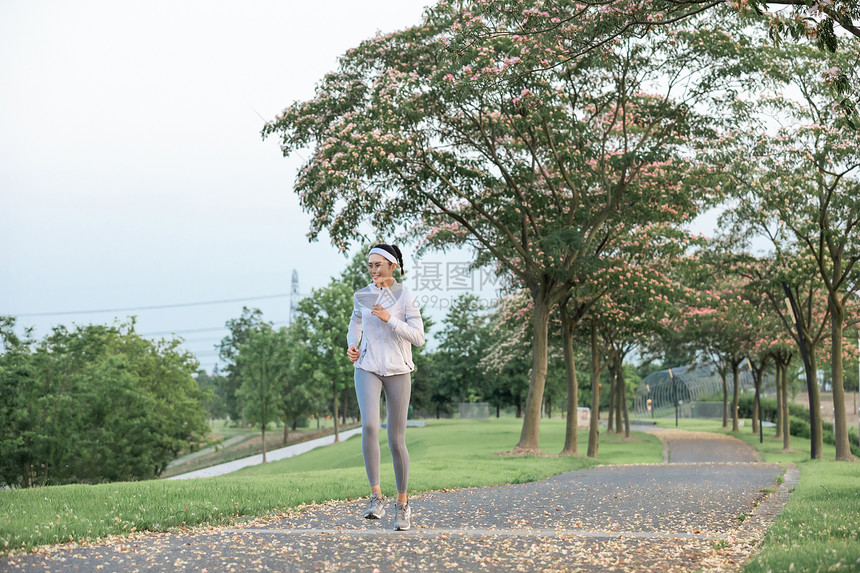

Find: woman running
346;243;425;531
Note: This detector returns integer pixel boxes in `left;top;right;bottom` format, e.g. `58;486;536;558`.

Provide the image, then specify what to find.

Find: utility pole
670;368;678;428
290;269;299;325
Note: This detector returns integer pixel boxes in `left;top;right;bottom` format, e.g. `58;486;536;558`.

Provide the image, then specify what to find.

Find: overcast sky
0;1;440;367
1;1;719;369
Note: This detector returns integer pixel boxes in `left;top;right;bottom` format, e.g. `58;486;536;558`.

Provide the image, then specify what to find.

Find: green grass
207;418;257;438
207;417;345;438
0;417;661;554
744;462;860;573
651;417;860;572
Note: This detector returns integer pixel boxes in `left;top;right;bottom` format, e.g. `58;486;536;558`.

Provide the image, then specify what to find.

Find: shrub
737;394;860;456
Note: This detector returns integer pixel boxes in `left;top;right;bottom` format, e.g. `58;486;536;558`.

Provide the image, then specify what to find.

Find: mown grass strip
744;462;860;573
0;417;661;554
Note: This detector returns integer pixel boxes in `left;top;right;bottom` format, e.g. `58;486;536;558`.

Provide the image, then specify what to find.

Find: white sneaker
394;500;411;531
364;492;386;519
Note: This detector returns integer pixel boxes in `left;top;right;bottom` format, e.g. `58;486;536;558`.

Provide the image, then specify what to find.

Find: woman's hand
347;345;360;362
371;304;391;322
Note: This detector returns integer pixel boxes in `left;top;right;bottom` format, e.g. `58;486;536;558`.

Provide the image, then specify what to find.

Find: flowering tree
752;319;796;449
719;39;860;459
670;249;763;431
264;2;720;452
470;1;860;124
573;223;691;454
479;290;535;419
719;243;830;457
599;232;689;438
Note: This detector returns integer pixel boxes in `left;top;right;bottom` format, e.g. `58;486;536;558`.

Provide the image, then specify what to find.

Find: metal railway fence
633;362;775;419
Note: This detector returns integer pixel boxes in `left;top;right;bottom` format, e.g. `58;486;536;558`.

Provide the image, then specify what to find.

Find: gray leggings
354;368;411;494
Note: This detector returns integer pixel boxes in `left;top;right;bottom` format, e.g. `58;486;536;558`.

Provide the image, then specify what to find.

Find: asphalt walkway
166;428;363;480
1;429;795;572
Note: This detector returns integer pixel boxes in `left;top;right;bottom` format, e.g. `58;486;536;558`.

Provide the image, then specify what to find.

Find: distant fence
459;402;490;419
634;362;775;418
690;401;726;419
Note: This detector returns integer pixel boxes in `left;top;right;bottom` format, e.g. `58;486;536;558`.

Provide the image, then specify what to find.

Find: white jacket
347;282;425;376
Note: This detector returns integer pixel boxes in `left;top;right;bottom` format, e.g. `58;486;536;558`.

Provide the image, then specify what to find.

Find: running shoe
394;500;411;531
364;491;386;519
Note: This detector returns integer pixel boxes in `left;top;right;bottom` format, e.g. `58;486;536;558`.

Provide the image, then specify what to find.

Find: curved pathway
1;430;795;572
166;428;363;480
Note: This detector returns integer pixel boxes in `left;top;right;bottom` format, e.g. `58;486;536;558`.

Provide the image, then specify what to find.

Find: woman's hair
371;243;405;276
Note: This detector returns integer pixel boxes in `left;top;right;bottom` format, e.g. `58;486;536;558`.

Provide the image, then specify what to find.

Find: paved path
166;428;363;480
1;430;795;572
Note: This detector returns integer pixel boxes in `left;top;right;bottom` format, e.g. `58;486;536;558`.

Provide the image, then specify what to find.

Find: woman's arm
347;298;363;348
385;293;425;347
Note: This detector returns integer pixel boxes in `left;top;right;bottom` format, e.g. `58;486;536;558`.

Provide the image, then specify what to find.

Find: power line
142;325;231;336
11;294;292;318
171;335;225;344
141;320;289;337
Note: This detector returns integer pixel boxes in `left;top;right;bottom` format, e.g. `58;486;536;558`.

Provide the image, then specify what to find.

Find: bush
0;320;209;487
789;415;811;439
736;394;808;421
738;394;860;457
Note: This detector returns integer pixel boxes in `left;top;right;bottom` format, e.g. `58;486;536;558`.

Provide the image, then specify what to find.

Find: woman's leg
354;368;383;489
381;373;412;498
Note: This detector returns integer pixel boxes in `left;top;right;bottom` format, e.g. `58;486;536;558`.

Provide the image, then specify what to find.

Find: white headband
369;247;398;265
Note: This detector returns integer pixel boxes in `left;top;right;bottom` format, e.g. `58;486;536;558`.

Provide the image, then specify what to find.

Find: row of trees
2;241;854;489
205;272;641;462
0;317;208;487
263;0;859;459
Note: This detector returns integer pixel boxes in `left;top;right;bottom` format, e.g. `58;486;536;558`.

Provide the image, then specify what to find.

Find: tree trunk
607;356;616;434
784;282;822;459
262;424;267;464
721;370;729;429
805;346;824;458
587;322;601;458
284;422;289;444
614;362;623;435
621;369;631;438
515;292;552;453
780;361;791;451
775;363;783;439
752;371;761;435
731;360;740;432
829;296;853;460
332;378;340;443
560;304;578;455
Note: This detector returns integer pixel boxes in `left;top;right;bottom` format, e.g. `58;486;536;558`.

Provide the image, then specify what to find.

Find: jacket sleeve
347;297;363;348
386;291;425;347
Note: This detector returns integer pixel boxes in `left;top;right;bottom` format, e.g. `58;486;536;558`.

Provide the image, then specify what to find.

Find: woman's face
368;253;396;286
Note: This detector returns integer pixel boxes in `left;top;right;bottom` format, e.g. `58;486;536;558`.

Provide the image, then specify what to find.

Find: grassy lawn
654;417;860;572
0;417;661;554
207;417;346;438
